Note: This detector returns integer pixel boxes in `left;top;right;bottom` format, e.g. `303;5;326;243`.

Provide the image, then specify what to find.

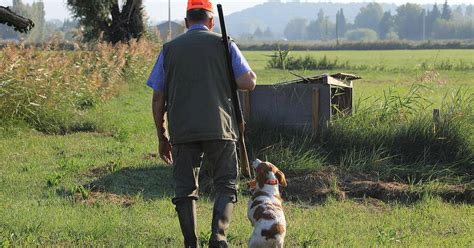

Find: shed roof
276;72;361;88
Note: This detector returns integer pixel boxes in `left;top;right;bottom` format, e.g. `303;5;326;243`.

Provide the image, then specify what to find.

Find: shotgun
217;4;251;178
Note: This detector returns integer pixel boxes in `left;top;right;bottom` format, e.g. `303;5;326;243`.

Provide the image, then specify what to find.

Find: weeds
247;85;473;183
198;231;212;247
376;227;404;245
420;59;474;71
267;48;349;70
46;172;63;187
247;124;326;174
0;38;159;134
296;231;319;247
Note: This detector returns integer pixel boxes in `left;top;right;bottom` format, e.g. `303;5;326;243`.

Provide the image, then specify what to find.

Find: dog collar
266;179;278;185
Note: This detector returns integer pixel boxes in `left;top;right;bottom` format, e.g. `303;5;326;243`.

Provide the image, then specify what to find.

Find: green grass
243;49;474;106
245;50;474;71
244;49;473;183
1;49;473;246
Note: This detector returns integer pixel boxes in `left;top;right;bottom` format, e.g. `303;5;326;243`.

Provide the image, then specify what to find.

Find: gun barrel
217;4;251;178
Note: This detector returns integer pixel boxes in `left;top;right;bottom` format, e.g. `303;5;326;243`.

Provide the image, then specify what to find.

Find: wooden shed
239;73;361;132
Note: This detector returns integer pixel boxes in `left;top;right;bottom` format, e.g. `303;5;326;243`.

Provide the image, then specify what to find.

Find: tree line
266;1;473;41
2;1;472;43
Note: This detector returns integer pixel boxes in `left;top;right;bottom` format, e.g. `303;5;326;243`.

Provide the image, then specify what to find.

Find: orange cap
187;0;214;13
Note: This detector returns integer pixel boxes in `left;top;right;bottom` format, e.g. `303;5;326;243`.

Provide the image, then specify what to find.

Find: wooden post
242;91;250;122
433;109;440;134
312;88;320;134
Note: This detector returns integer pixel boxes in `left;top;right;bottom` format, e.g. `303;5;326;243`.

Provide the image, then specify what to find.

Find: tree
441;0;451;20
426;4;441;38
253;27;263;39
24;1;45;42
263;27;273;38
345;28;378;41
306;9;325;40
378;11;394;39
395;3;423;40
430;4;442;20
354;3;384;31
67;0;145;43
452;6;463;21
284;18;307;40
0;5;34;33
336;8;347;39
466;5;473;19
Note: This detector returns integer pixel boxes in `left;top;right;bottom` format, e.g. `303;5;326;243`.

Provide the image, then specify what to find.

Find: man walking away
146;0;257;247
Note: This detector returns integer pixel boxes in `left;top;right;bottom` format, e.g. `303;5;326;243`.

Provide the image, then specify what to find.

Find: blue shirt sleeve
230;42;252;79
146;51;166;92
146;42;252;92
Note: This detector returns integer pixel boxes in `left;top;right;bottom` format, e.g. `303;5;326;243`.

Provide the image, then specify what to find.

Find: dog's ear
275;170;287;187
256;170;266;188
247;180;257;189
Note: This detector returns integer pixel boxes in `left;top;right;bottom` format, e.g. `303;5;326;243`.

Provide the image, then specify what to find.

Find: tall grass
0;39;159;134
247;85;473;183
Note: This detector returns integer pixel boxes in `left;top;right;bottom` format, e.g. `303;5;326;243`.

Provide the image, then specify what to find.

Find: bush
345;28;378;41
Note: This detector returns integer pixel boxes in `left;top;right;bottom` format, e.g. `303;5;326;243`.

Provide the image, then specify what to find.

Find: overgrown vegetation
248;85;473;183
267;48;474;72
0;38;158;134
267;48;349;70
241;40;474;51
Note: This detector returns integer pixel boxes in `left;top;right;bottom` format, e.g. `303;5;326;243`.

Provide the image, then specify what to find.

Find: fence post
312;88;320;134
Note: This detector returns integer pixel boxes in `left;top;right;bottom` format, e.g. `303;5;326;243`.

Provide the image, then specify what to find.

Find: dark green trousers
171;140;238;205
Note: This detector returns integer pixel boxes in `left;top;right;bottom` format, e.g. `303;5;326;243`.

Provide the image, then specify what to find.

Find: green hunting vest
163;28;238;145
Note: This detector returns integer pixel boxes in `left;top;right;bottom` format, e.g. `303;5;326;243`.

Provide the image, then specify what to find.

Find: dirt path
282;168;473;204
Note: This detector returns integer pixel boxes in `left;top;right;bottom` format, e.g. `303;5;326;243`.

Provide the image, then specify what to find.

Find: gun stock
217;4;251;178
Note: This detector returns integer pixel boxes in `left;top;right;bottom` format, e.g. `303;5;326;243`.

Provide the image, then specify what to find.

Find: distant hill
156;21;185;40
222;2;398;37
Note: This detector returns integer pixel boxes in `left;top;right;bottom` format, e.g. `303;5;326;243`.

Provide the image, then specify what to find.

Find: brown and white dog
247;159;287;248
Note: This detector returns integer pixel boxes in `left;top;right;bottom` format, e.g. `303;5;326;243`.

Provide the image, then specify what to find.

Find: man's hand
159;139;173;165
152;90;172;164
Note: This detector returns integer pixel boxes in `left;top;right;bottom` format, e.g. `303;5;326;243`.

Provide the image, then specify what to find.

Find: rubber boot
175;199;198;248
208;194;236;248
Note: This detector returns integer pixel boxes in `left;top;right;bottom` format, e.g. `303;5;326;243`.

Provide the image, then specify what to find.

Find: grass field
244;49;474;106
1;49;473;246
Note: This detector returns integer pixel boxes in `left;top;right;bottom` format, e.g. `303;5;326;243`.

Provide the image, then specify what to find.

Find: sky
0;0;472;23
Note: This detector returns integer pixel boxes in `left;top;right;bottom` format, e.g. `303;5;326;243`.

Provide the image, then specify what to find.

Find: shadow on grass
86;166;174;200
